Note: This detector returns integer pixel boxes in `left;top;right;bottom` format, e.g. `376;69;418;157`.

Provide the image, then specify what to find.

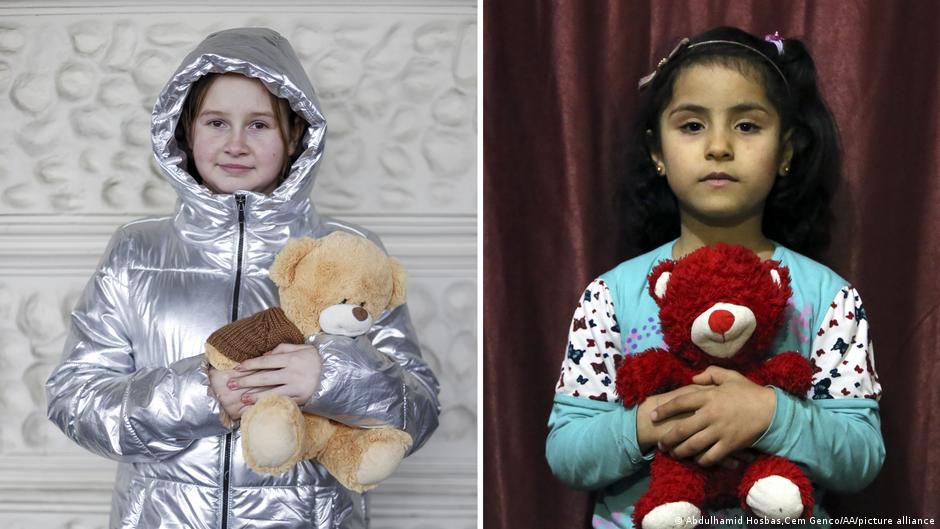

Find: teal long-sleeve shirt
546;242;885;528
547;390;883;491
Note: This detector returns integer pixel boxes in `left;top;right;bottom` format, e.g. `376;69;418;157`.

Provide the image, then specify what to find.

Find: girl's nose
705;131;733;161
224;131;249;155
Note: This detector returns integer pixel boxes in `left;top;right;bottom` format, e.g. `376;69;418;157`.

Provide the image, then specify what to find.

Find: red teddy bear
615;244;814;529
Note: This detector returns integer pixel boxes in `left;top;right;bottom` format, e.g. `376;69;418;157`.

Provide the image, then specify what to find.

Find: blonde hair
178;73;305;184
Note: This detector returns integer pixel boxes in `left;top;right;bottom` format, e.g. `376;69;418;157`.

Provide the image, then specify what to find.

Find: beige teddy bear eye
359;302;366;308
340;298;348;304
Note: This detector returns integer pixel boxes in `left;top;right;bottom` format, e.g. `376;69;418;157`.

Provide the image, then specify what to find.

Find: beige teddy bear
205;231;413;492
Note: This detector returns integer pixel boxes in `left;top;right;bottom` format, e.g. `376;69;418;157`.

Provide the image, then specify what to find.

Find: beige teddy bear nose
353;306;368;321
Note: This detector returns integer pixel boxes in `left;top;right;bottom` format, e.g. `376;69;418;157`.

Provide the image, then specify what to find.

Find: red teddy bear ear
648;259;677;300
763;260;791;288
762;260;793;304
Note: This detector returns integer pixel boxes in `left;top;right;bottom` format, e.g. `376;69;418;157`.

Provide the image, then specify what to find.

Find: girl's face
652;64;792;226
191;74;291;195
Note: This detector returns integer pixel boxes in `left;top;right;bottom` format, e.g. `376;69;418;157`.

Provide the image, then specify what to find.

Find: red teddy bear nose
708;309;735;334
352;306;369;321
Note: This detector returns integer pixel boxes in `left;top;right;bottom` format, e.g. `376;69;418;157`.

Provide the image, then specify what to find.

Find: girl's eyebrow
668;102;771;117
668;103;709;117
198;109;276;118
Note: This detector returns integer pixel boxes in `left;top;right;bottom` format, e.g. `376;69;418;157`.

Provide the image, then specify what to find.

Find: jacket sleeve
301;303;441;453
546;278;652;489
45;229;229;462
753;286;885;492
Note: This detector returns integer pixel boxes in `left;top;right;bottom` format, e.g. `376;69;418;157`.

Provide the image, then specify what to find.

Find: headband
638;31;790;92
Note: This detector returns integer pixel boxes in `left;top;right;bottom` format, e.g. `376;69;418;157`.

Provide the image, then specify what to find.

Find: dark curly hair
620;26;840;260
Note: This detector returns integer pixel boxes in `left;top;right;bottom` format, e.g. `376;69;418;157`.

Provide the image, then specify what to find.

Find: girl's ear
779;129;795;176
646;129;665;169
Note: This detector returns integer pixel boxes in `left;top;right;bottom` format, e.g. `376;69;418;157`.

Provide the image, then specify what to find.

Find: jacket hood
151;27;327;226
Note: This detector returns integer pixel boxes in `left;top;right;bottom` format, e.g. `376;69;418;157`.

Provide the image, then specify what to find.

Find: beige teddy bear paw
355;429;413;486
356;439;407;485
242;394;304;474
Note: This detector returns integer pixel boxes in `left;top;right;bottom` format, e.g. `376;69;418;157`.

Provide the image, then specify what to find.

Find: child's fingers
657;416;706;453
235;354;292;373
660;421;713;458
228;369;286;389
651;390;707;422
691;366;740;386
240;385;281;404
216;389;251;420
692;440;732;467
243;385;306;405
264;343;313;356
658;384;711;402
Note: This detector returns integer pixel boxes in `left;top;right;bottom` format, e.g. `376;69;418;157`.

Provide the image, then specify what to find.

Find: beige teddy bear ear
387;257;408;309
271;237;319;288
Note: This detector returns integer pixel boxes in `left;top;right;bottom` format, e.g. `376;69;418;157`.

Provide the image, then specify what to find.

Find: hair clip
638;37;690;90
764;31;785;55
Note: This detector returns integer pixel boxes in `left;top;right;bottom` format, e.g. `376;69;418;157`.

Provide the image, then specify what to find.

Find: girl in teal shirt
546;26;884;529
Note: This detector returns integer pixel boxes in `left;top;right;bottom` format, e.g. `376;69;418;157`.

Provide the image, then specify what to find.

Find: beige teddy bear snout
319;304;374;337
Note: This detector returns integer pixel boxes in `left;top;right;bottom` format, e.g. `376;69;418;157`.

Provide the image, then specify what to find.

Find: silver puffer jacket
46;28;440;529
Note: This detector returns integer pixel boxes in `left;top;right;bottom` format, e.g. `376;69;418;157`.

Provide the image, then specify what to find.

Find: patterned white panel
0;7;477;217
0;1;478;528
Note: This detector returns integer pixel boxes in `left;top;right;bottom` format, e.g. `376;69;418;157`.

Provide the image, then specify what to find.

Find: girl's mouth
700;172;738;187
219;164;252;174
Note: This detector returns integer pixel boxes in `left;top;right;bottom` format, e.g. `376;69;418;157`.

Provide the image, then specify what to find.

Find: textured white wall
0;1;477;528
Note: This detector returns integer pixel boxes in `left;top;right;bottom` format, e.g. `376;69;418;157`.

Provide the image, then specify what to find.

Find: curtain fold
484;1;940;527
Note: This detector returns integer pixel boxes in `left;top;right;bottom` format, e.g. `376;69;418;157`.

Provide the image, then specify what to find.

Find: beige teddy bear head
269;231;407;337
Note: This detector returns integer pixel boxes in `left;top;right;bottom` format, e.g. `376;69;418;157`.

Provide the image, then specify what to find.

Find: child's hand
636;384;707;451
651;366;776;467
207;367;257;421
226;343;323;406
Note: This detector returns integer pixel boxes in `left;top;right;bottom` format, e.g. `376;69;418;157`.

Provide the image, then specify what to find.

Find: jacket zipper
222;193;247;529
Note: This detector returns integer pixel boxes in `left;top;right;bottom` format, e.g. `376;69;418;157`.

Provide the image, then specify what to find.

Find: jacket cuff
168;355;234;438
301;334;405;429
127;355;232;448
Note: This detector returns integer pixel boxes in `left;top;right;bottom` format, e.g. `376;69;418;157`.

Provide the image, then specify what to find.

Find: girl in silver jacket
45;27;441;529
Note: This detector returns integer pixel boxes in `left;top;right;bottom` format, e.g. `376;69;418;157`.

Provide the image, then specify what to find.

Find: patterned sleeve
555;278;623;402
807;286;882;401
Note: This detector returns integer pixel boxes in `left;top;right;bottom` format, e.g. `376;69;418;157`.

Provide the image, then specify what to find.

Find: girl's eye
679;122;704;133
207;119;225;128
249;121;270;129
736;122;761;133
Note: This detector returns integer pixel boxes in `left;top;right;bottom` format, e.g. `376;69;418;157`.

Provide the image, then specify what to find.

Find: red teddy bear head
649;244;791;370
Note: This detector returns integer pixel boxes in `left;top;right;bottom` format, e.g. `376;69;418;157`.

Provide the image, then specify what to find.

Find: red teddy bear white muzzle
690;302;756;358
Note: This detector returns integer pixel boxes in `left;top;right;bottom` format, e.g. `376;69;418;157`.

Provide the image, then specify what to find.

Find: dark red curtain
484;1;940;528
